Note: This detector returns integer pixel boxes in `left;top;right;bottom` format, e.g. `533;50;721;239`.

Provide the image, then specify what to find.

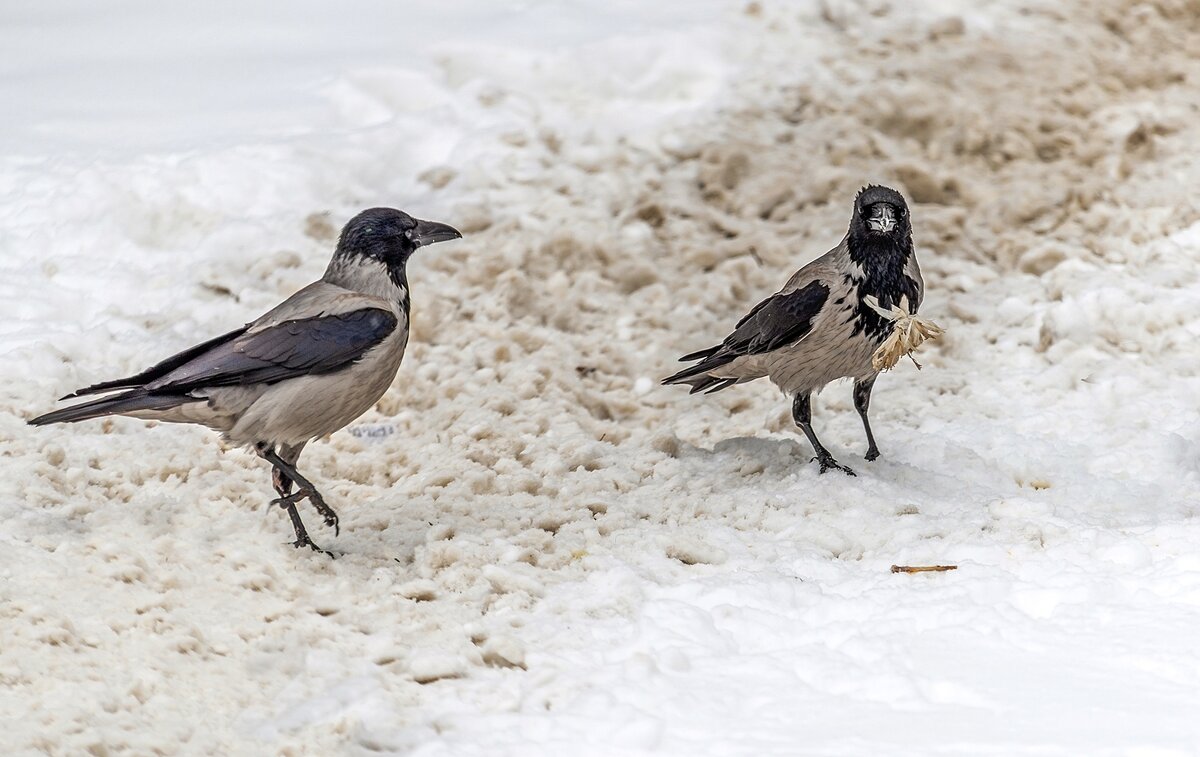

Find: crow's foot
273;494;335;557
290;534;335;558
813;454;856;476
305;490;340;536
273;489;339;536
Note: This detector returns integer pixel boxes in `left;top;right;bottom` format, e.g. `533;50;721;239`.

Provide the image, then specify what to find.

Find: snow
4;0;1200;754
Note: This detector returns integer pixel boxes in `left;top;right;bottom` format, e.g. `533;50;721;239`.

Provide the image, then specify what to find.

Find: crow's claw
290;536;335;558
272;490;339;535
307;492;340;536
813;455;856;476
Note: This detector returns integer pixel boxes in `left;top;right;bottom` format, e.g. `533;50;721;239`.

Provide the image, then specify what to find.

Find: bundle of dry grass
863;295;944;371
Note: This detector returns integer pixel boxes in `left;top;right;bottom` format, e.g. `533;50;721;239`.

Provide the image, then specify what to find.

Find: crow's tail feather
662;346;737;387
662;343;741;394
678;345;720;362
662;373;739;395
28;390;197;426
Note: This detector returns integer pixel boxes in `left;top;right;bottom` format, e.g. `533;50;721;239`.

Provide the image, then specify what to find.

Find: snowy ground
3;0;1200;754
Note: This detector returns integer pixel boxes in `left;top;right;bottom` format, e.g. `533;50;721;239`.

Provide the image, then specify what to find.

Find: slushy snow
3;0;1200;754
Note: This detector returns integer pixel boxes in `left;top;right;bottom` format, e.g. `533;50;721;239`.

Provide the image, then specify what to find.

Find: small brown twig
891;564;957;574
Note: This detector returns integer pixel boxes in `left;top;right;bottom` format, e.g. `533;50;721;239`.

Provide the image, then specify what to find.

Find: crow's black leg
274;491;330;556
792;393;856;476
266;459;330;554
259;442;338;536
853;376;880;461
272;464;294;498
256;443;337;555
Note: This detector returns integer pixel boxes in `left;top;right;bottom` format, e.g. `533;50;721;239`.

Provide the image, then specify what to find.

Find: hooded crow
663;185;924;475
30;208;462;554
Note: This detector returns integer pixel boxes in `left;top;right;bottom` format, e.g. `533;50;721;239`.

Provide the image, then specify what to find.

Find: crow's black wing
663;280;829;388
143;308;398;394
725;280;830;355
65;327;248;398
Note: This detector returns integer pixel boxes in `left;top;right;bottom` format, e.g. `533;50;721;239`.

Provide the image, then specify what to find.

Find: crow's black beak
866;204;897;234
408;219;462;248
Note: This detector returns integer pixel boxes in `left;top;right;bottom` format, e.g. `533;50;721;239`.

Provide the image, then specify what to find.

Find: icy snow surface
4;0;1200;754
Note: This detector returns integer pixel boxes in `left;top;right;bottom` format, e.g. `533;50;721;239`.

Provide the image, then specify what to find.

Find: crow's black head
849;185;911;244
846;185;913;272
335;208;461;267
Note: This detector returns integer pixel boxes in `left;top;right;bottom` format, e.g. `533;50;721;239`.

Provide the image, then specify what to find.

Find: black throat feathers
846;233;919;341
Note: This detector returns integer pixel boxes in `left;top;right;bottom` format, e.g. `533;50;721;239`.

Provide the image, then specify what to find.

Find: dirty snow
3;0;1200;754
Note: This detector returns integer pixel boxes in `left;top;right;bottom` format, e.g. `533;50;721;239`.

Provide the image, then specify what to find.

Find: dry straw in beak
862;295;945;371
